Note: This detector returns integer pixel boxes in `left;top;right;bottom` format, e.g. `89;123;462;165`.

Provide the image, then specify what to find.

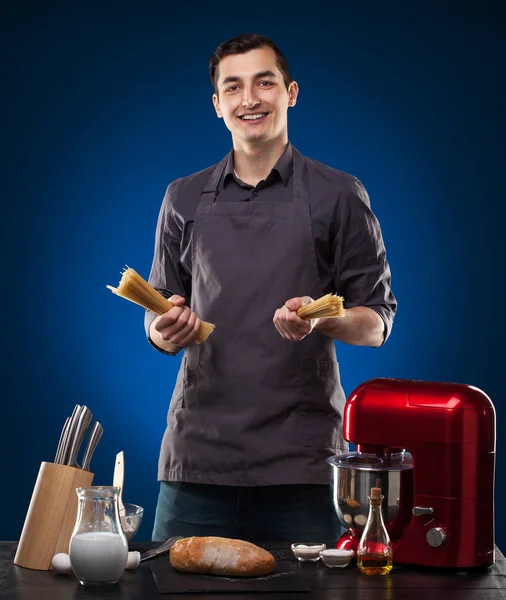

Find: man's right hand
149;295;201;352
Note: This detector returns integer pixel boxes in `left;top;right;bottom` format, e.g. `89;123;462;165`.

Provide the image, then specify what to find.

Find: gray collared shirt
146;143;397;346
220;143;293;201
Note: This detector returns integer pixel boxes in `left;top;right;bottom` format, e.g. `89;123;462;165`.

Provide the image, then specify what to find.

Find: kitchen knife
54;417;70;464
140;536;183;562
67;406;93;468
60;404;81;465
81;421;103;471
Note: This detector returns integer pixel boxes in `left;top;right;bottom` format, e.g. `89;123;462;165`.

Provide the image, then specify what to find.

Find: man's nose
242;87;260;108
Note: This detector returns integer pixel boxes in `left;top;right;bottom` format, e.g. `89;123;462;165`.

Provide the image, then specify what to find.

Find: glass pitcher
69;486;128;586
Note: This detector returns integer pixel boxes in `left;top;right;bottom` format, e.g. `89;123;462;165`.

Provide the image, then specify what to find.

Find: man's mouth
238;112;268;121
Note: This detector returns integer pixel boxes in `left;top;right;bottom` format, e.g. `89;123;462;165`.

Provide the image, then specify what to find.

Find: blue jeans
152;482;343;542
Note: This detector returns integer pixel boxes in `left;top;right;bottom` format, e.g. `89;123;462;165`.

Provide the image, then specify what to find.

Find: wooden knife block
14;461;94;570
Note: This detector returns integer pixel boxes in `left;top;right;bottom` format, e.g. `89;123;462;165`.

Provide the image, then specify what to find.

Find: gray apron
158;147;348;486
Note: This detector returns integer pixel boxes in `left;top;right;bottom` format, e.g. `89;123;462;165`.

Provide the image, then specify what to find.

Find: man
145;33;396;542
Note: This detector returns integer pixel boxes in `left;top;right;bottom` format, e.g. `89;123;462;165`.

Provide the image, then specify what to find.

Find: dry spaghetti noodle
297;294;346;320
107;267;215;344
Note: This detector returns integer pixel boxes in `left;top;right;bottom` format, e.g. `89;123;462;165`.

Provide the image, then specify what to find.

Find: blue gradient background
2;2;505;547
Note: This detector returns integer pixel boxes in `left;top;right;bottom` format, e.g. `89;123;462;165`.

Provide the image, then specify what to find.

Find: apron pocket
301;359;342;448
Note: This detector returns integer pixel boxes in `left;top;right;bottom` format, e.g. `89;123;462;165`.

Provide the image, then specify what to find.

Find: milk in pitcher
70;531;128;584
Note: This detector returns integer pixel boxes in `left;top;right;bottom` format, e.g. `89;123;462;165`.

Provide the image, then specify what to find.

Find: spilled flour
200;543;241;573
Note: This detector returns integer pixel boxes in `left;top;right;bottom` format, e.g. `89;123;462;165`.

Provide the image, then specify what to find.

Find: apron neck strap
200;145;307;206
200;154;229;206
291;146;307;207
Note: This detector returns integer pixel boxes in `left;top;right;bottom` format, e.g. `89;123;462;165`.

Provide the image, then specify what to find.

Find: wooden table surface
1;541;505;599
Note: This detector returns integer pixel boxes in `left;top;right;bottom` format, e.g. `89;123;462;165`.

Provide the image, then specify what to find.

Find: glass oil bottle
357;487;393;575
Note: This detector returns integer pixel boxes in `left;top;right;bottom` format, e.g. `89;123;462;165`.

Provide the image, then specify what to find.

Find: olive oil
357;487;393;576
357;552;393;575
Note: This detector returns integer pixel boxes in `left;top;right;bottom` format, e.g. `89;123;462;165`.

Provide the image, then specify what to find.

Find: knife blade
81;421;103;471
140;536;183;562
67;406;93;468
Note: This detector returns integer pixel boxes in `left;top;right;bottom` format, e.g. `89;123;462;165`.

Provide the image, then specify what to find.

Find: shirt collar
222;143;293;188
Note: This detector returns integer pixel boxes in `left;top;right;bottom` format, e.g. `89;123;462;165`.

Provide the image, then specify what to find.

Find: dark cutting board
150;543;312;594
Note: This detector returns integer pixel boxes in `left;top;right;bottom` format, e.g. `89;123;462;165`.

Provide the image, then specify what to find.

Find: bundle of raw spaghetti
106;267;215;344
296;294;346;320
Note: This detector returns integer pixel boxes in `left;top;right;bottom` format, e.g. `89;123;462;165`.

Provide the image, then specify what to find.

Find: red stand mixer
328;378;496;568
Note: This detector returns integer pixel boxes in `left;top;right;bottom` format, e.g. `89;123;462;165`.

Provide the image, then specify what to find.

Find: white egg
52;553;73;574
126;551;140;570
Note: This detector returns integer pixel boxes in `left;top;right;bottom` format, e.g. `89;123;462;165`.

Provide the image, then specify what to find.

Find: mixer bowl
327;451;413;536
122;503;144;542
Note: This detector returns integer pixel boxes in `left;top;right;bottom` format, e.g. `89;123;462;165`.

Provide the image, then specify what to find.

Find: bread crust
170;536;276;577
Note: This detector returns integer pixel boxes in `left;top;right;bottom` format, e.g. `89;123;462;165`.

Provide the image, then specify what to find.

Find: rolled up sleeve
333;178;397;344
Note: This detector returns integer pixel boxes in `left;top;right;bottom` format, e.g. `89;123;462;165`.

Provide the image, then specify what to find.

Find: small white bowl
291;543;326;562
319;548;354;568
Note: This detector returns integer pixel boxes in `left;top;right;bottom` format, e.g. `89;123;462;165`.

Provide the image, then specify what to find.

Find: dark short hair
209;33;293;94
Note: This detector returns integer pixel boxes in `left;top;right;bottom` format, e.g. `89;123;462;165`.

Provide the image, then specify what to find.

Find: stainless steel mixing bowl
122;502;144;542
327;451;413;535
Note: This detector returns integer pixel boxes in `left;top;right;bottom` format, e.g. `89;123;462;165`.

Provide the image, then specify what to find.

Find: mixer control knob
427;527;447;548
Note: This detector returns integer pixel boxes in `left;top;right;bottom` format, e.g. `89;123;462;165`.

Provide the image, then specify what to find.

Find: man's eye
225;85;238;92
259;81;273;87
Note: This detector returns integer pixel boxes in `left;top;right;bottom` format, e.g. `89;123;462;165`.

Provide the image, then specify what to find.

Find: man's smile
237;112;269;122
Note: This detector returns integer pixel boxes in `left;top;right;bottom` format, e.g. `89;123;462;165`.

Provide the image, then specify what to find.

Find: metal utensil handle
140;536;184;562
59;416;76;464
68;406;93;468
54;417;70;464
60;404;81;465
81;422;103;471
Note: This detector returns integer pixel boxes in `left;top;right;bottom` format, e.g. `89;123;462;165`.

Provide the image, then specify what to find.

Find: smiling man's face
212;47;298;147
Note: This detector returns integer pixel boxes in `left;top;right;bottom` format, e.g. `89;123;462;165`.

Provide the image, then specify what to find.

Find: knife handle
60;405;81;465
82;422;103;471
67;407;93;468
54;417;70;464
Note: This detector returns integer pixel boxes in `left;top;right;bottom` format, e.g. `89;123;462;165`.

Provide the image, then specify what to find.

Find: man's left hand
273;296;319;341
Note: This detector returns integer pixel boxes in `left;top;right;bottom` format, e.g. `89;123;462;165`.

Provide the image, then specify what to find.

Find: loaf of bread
170;536;275;577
